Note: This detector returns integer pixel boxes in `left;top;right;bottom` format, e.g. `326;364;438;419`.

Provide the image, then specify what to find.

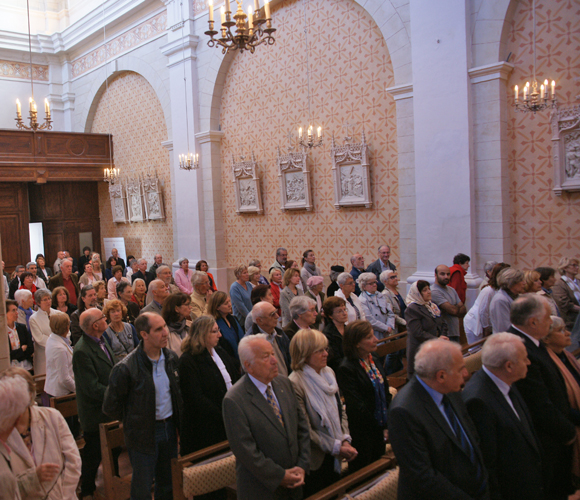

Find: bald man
430;265;466;342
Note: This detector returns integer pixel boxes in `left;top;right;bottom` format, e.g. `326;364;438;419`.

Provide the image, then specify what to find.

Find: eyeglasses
90;315;107;328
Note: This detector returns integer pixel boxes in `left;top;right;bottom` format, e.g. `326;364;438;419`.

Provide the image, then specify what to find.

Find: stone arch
81;56;171;136
196;0;412;132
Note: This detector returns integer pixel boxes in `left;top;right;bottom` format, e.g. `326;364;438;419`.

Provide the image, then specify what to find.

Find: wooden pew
305;456;398;500
33;373;46;405
172;440;236;500
99;421;131;500
49;393;84;449
376;332;408;389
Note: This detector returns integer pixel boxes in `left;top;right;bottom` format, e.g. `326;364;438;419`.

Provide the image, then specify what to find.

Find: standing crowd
2;244;580;499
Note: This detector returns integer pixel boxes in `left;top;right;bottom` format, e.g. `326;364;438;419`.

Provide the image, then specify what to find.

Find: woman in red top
449;253;470;303
18;272;38;305
269;268;283;315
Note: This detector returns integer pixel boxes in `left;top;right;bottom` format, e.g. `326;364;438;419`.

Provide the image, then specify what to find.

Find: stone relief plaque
277;147;312;212
331;131;372;209
126;177;145;223
551;104;580;195
109;182;127;223
142;172;165;221
232;153;263;214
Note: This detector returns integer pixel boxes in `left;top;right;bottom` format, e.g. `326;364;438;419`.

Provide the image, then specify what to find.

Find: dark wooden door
0;183;30;273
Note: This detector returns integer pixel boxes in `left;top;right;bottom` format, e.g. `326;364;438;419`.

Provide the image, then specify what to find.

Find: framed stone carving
552;105;580;196
277;147;313;212
126;176;145;223
331;131;372;209
232;153;263;214
109;182;127;223
142;171;165;221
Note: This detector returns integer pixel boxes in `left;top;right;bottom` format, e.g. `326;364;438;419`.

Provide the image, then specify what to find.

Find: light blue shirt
148;350;173;420
248;373;281;412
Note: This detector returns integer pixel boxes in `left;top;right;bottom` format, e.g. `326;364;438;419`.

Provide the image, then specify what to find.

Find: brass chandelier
205;0;276;54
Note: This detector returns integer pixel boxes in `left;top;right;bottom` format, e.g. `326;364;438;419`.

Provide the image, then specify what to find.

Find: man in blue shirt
104;312;183;500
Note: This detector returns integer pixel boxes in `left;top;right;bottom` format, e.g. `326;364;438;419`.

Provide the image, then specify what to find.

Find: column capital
468;61;514;84
195;130;224;144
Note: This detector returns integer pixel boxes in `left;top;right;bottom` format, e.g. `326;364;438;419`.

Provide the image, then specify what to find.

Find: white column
408;0;482;305
161;0;205;264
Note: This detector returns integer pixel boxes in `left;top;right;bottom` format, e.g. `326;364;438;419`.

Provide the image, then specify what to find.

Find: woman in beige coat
3;367;81;500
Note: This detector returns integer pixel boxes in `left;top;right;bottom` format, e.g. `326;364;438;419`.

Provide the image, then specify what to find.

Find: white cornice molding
385;83;413;101
160;34;198;65
468;61;514;84
161;139;173;151
195;130;224;144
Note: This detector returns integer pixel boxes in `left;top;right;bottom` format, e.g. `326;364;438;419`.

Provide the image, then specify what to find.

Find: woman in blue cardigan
229;265;253;325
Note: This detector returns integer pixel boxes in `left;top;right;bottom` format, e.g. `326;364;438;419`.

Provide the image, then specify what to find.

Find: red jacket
449;264;467;303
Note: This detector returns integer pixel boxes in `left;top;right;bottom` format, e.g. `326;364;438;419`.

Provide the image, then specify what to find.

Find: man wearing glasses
73;308;117;500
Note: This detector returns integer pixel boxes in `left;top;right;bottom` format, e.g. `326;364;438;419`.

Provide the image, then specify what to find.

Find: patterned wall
506;0;580;269
219;0;397;274
91;71;174;263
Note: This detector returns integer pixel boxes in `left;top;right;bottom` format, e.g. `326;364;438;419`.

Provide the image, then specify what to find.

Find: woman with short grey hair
14;289;34;331
489;268;526;333
335;272;366;323
29;289;61;375
357;272;395;339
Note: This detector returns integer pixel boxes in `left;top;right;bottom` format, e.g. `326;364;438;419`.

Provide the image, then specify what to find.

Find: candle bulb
225;0;230;13
308;126;312;137
540;84;544;99
298;127;302;139
514;85;518;102
264;0;270;19
221;6;225;24
45;98;50;115
16;99;21;116
247;6;253;30
317;126;321;138
208;0;213;22
254;0;259;12
551;80;555;98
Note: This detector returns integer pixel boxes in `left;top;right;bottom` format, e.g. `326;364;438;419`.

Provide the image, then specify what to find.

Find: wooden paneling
0;130;114;182
28;182;101;264
0;184;30;272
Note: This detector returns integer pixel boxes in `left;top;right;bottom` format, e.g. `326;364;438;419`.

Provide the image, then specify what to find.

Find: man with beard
431;265;466;343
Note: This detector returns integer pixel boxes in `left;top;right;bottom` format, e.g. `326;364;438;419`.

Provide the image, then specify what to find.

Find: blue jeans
128;418;177;500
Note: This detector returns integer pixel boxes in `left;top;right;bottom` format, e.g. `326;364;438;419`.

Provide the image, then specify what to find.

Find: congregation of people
3;244;580;499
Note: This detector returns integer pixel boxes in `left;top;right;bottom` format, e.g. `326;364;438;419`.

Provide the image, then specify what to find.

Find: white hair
481;332;524;369
251;301;271;322
357;272;377;288
289;296;316;320
0;376;30;433
414;339;462;380
14;289;32;306
337;272;353;286
238;334;269;367
156;265;171;276
191;270;208;286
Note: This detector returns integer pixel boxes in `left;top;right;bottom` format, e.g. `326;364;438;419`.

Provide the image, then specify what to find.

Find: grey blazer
223;375;311;500
279;287;304;327
552;278;579;330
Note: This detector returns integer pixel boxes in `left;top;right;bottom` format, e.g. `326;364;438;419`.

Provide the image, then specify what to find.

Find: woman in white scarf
289;329;357;496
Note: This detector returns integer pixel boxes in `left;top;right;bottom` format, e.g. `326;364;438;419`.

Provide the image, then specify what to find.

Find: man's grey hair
191;270;208;286
483;261;498;273
378;245;391;252
14;289;32;306
337;272;353;286
149;279;165;292
481;332;524;369
15;265;25;272
0;376;30;433
138;258;147;265
350;254;360;265
128;258;137;267
510;294;548;327
497;268;525;290
414;339;462;380
289;296;316;320
251;301;272;322
26;262;36;269
34;288;52;304
156;265;171;276
276;247;287;256
238;333;269;367
249;259;261;267
357;272;377;288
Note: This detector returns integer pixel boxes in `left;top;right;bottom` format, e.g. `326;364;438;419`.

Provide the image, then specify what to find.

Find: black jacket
178;346;239;455
323;321;345;373
131;270;154;289
103;343;183;454
9;323;34;364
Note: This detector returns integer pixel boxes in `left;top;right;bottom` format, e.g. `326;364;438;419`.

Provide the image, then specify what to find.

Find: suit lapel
86;334;114;368
245;376;286;437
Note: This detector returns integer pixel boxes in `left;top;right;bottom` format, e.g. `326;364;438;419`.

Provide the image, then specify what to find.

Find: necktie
266;386;284;427
442;396;486;493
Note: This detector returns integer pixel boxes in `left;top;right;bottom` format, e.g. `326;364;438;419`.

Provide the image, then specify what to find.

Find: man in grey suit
223;334;310;499
366;244;396;292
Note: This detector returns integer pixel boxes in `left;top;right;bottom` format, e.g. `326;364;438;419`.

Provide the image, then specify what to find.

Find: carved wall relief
142;171;165;221
109;183;127;223
277;147;312;212
331;131;372;209
551;105;580;195
126;177;145;222
232;153;263;214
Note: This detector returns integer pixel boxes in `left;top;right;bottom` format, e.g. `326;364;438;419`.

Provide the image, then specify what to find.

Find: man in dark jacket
103;312;183;500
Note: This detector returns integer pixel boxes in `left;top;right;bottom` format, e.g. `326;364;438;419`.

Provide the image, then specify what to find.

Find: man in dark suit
109;248;126;270
282;296;317;340
389;338;489;499
463;332;544;500
366;245;396;292
73;307;116;499
509;294;576;499
132;258;154;288
48;259;80;306
223;334;310;500
349;253;366;295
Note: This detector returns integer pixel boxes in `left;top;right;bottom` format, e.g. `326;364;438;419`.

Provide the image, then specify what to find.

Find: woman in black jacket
178;316;239;456
336;320;391;473
404;280;449;377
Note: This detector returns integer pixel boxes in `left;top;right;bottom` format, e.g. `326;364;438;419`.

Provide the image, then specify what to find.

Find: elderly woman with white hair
15;288;35;332
335;272;366;323
289;329;357;495
380;270;407;330
306;275;325;330
2;367;79;500
190;270;212;319
489;268;526;333
357;272;395;340
29;289;62;375
174;257;194;295
283;296;318;340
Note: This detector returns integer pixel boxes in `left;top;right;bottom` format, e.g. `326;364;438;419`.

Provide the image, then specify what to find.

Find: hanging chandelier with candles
205;0;276;54
298;125;322;149
513;0;557;113
179;153;199;170
104;167;120;185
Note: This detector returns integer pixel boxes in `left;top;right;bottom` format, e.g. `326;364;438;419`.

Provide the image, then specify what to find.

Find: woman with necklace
102;300;138;361
131;278;147;310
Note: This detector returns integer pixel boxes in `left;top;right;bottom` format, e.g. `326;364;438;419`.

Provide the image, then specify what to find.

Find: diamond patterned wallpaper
91;71;174;262
506;0;580;268
219;0;398;274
